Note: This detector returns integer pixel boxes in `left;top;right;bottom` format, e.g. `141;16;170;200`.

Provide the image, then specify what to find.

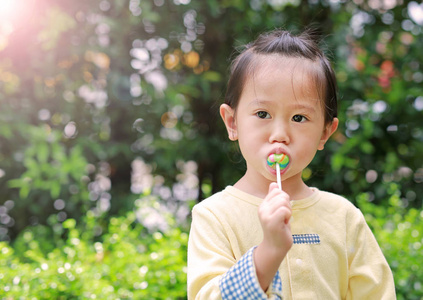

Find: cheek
238;128;268;151
295;139;319;160
237;118;263;137
237;126;267;157
294;149;317;171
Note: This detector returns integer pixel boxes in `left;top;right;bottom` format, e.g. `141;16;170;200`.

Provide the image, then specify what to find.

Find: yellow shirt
187;186;396;299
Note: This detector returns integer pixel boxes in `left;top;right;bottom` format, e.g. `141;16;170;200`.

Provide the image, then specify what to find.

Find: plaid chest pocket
292;233;320;245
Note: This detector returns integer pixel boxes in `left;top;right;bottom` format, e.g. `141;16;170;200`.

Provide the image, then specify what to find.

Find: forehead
244;55;324;101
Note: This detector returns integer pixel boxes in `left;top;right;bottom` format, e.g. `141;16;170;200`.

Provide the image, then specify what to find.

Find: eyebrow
248;99;272;107
290;102;317;113
249;99;318;113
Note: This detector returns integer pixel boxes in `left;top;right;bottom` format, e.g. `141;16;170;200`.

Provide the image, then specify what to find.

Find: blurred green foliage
0;0;422;298
0;195;187;299
358;183;423;299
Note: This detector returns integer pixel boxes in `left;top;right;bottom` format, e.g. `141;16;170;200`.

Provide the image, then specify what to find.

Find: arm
187;204;234;299
347;209;396;299
255;183;293;292
220;246;283;300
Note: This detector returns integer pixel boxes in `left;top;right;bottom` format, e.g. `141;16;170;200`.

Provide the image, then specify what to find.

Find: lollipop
267;154;289;190
267;154;289;170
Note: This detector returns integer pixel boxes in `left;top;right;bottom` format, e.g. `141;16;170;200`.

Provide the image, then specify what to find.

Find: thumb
268;182;279;193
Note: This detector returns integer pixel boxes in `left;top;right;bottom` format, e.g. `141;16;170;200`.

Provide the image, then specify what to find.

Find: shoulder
192;188;236;220
313;190;372;242
315;189;364;220
192;186;260;225
317;190;356;208
193;189;228;213
194;186;257;211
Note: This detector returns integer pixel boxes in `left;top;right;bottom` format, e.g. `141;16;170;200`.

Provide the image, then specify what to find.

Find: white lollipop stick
276;163;282;190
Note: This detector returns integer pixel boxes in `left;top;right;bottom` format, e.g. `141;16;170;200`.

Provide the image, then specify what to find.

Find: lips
268;146;289;156
267;148;290;163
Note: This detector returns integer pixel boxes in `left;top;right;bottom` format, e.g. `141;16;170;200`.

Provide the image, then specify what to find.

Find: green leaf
36;142;49;163
202;71;222;82
62;219;76;229
331;153;344;172
50;182;61;198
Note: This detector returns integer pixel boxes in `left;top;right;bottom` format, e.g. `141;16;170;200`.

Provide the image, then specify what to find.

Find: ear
318;117;339;150
219;103;238;141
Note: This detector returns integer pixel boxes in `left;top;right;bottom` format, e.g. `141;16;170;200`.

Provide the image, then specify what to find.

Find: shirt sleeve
346;208;396;300
188;204;282;300
220;246;282;300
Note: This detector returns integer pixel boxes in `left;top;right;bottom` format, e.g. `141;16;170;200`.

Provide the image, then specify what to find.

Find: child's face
221;56;338;191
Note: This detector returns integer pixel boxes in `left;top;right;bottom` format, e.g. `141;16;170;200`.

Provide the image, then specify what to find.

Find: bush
357;183;423;300
0;202;188;299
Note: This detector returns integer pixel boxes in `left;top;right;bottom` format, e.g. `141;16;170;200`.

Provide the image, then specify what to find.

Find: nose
269;121;290;144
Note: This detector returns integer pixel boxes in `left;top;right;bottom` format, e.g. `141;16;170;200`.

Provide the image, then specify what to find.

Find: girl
187;29;395;299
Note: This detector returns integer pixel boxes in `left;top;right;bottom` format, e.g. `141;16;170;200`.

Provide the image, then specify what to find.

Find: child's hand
254;182;293;292
258;182;293;253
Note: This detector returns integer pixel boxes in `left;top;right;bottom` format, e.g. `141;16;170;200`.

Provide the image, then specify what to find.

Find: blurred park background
0;0;422;298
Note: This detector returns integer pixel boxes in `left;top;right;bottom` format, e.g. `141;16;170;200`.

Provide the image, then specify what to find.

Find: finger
264;198;291;215
265;184;288;201
273;206;292;225
260;184;291;218
261;207;292;234
265;188;282;203
265;189;290;207
268;182;279;194
260;197;292;224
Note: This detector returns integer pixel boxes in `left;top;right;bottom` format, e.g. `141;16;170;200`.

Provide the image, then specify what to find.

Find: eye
292;115;307;123
256;111;271;119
